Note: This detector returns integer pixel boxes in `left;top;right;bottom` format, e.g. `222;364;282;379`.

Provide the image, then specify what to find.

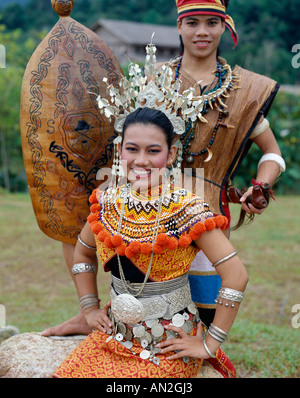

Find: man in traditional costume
168;0;286;326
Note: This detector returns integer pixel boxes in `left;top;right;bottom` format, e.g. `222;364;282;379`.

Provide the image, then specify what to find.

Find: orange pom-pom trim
117;244;126;256
111;235;123;247
97;230;109;242
129;241;141;254
156;233;168;246
140;242;153;255
89;189;98;204
152;243;164;254
178;235;192;248
193;222;206;235
125;247;135;259
204;218;216;231
189;229;200;241
87;213;98;223
104;236;114;249
166;237;178;250
89;221;103;234
214;215;228;230
90;203;99;213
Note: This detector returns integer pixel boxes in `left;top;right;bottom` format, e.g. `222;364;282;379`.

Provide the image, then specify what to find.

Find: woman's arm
157;227;248;359
73;222;112;333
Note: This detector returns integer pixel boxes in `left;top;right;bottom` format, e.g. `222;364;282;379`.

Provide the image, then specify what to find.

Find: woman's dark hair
122;107;175;149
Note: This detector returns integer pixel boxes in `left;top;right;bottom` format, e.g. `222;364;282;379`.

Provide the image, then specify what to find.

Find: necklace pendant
186;155;195;164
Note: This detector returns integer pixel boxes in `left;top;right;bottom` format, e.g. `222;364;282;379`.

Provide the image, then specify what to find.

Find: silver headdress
95;35;235;135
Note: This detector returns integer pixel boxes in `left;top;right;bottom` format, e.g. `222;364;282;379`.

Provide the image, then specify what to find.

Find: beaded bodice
88;186;228;282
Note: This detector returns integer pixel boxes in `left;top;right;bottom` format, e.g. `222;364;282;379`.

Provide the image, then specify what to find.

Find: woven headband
175;0;238;48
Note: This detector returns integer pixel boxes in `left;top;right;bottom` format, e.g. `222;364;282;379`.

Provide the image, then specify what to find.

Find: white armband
250;118;270;140
258;153;286;174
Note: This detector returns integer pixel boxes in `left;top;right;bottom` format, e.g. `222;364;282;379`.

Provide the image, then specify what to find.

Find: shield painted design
20;3;123;244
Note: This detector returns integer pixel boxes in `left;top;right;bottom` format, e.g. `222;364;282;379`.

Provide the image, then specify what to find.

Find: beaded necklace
174;57;233;164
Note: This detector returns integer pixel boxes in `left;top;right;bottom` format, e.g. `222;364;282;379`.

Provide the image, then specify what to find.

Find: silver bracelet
203;339;216;358
72;262;96;275
215;287;244;308
208;323;228;344
79;294;99;312
212;251;238;267
78;234;97;250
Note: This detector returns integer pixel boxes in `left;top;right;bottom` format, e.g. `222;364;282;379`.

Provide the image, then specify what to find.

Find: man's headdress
175;0;238;48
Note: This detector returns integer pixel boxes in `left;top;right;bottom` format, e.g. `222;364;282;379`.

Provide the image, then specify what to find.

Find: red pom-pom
166;237;178;250
87;213;98;223
152;243;164;254
140;242;152;255
89;221;103;234
189;230;200;241
178;235;192;248
111;235;123;247
204;218;216;231
97;230;108;242
104;236;114;249
193;222;206;235
88;189;98;204
129;241;141;254
214;215;227;229
125;247;135;259
90;203;99;213
117;244;126;256
156;233;168;246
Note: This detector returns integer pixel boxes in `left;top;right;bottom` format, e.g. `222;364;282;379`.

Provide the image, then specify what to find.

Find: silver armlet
72;262;96;275
212;251;238;267
215;287;244;308
78;234;97;250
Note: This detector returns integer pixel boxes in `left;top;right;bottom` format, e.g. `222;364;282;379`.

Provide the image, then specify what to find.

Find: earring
109;136;125;199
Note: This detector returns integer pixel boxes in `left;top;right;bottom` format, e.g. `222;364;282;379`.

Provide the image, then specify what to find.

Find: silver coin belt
107;305;200;366
108;275;201;366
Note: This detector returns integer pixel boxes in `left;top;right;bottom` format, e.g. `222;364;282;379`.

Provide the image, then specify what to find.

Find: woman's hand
156;322;214;360
84;301;112;334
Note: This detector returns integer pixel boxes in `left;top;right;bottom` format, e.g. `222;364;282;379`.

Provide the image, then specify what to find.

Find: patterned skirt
53;329;203;378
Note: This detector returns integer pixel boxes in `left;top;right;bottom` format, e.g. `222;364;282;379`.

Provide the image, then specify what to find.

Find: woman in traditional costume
53;46;248;377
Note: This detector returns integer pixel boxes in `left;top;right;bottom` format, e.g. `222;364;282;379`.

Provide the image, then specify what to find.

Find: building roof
91;19;179;48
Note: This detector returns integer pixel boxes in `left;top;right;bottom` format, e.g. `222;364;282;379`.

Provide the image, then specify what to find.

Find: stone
0;332;224;378
0;332;83;378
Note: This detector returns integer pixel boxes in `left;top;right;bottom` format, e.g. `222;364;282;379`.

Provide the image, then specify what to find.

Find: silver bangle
212;251;238;267
72;262;96;275
208;324;228;343
215;287;244;308
78;234;97;250
79;294;99;312
203;339;216;358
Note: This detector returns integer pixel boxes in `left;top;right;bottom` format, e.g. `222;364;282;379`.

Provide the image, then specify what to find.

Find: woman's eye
125;147;137;152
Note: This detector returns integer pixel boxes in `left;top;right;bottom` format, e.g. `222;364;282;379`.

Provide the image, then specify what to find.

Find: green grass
0;190;299;377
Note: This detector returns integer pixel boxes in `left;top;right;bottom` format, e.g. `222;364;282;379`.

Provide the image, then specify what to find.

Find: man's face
177;15;225;59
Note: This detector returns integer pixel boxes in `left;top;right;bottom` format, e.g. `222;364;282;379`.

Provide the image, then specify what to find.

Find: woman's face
177;15;225;60
119;123;176;192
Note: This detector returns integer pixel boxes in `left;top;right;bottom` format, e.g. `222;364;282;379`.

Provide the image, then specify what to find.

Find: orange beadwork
111;235;123;247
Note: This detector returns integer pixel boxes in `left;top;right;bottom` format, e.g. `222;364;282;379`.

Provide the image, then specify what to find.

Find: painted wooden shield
20;9;123;244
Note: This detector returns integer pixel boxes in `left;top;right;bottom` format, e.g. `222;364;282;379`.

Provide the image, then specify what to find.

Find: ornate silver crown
95;35;236;135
